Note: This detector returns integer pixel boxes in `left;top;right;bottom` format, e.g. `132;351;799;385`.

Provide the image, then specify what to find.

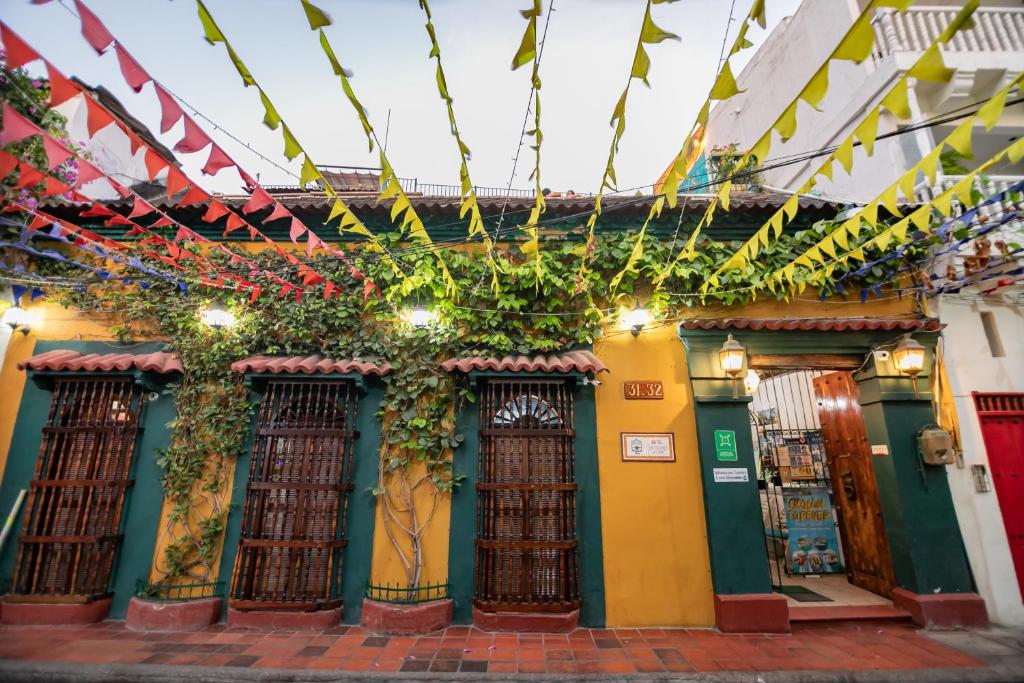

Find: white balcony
871;6;1024;62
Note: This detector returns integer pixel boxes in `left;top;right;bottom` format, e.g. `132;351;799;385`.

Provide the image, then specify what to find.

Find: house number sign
623;380;663;399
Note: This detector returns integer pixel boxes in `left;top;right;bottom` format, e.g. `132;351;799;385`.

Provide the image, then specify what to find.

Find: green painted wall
448;373;606;626
216;376;383;624
0;341;168;618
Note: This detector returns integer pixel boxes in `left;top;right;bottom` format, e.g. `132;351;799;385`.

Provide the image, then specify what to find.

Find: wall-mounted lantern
407;306;436;329
892;333;926;395
624;307;652;337
719;333;747;398
2;304;33;335
202;304;236;330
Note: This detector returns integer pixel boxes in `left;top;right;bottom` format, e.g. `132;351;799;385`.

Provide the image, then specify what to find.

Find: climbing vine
33;208;935;586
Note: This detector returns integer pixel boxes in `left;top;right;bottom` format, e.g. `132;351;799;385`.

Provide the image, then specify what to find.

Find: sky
3;0;803;196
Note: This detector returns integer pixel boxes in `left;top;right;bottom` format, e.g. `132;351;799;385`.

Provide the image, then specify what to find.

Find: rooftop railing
871;6;1024;64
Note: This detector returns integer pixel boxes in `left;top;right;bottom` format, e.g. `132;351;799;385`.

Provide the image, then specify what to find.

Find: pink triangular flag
242;186;273;214
154;85;183;134
114;43;150;92
173;116;212;154
75;0;114;54
0;23;41;69
201;144;234;176
262;201;291;225
128;196;156;219
290;217;306;243
42;136;73;169
1;103;43;145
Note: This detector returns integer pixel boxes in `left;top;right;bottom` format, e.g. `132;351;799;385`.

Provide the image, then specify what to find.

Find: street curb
2;660;1023;683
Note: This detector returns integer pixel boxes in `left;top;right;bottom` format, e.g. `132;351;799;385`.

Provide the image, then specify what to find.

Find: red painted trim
227;606;341;630
472;607;578;633
891;588;988;629
1;597;111;625
360;598;452;635
713;593;790;633
126;596;222;631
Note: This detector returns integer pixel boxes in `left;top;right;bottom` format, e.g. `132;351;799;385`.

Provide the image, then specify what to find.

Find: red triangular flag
143;148;168;181
177;184;211;206
46;64;79;108
262;201;291;225
174;226;198;242
165;167;189;197
84;96;115;136
1;103;43;145
0;23;41;69
0;150;18;178
305;232;321;257
114;43;150;93
289;217;306;243
237;169;257;188
75;0;114;54
203;199;230;223
109;178;132;199
42;136;73;169
363;279;377;301
154;85;183;134
104;214;133;227
128;196;156;219
29;214;54;230
248;285;263;303
242;186;273;214
41;177;70;196
79;202;116;218
173;116;211;154
75;159;104;186
224;213;246;234
201;144;234;176
322;280;335;300
152;215;175;227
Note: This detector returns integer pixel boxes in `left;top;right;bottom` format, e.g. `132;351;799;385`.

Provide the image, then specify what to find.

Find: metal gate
12;376;144;599
230;380;357;610
475;379;580;613
750;369;843;588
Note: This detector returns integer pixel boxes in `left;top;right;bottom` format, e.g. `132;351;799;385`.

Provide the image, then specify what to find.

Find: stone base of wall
713;593;790;633
892;588;988;629
126;597;222;631
1;597;112;625
472;607;578;633
360;598;451;635
227;606;341;630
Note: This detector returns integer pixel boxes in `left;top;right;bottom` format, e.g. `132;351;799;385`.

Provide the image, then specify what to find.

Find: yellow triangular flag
769;211;784;237
819;234;837;259
921;145;942;185
881;78;911;119
710;61;742;100
717;181;733;211
775;102;798;141
849;247;866;262
853;109;880;156
977;84;1010;131
944;119;974;159
750;134;771;165
891;218;910;242
861;200;879;227
899;165;919;201
834;226;849;250
833;14;874;63
880;183;902;217
801;66;830;110
909;205;931;231
845;214;862;239
783;194;799;220
908;44;955;83
835;137;855;174
933;191;954;218
806;245;824;264
873;231;892;252
952;176;975;207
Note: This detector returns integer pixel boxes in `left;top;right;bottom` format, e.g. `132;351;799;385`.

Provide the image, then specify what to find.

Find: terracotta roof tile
678;318;942;332
18;350;183;374
440;350;607;375
230;355;392;376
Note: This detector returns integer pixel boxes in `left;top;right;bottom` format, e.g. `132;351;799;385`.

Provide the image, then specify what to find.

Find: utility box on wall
918;425;955;466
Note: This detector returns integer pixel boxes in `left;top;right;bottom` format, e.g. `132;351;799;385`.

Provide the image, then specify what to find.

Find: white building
701;0;1024;626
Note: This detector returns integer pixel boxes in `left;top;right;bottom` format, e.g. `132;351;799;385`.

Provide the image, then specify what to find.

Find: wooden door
813;371;895;598
974;393;1024;601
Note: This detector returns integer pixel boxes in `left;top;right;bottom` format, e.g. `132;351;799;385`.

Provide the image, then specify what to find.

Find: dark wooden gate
475;379;579;613
974;392;1024;601
230;380;357;610
11;376;144;600
813;371;895;597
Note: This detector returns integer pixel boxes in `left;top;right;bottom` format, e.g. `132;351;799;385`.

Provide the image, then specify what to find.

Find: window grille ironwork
11;376;144;600
230;380;357;611
475;379;580;613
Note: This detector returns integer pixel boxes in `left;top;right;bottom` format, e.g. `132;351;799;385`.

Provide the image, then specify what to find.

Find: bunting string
296;0;455;295
699;0;988;291
574;0;680;294
192;0;405;293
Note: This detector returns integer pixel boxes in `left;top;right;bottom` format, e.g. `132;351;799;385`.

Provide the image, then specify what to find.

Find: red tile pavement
0;621;983;675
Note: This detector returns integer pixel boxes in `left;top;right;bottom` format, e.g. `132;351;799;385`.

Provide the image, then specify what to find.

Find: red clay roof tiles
440;350;607;375
230;355;392;376
678;318;942;332
18;350;183;374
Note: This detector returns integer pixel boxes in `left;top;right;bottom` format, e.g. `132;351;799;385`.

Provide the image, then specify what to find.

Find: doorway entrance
750;367;895;608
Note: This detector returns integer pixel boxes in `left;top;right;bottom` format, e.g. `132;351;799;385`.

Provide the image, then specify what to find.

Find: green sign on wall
714;430;737;461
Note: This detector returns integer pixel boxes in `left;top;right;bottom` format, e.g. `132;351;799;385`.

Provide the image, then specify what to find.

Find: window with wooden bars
11;376;144;601
475;378;580;613
230;380;358;610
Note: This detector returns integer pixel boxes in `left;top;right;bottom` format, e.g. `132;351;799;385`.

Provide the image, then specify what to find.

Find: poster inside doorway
782;486;843;574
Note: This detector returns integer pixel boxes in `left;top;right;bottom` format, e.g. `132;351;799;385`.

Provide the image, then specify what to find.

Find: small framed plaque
621;432;676;462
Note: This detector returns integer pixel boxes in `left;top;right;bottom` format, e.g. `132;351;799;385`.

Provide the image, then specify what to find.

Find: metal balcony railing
916;174;1024;238
871;6;1024;64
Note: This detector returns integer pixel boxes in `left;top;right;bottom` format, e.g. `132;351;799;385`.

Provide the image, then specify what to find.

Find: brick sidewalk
0;620;983;675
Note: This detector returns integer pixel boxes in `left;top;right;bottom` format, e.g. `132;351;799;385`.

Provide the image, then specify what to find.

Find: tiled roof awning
230;355;392;376
679;318;943;332
440;351;607;375
18;350;183;374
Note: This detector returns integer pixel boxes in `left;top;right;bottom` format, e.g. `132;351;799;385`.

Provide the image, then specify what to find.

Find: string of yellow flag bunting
573;0;681;294
193;0;407;283
699;0;984;294
296;0;457;295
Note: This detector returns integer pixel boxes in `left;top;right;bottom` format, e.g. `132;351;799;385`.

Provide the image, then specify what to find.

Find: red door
974;392;1024;601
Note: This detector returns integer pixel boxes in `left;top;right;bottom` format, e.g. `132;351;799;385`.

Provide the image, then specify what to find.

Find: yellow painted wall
593;323;714;626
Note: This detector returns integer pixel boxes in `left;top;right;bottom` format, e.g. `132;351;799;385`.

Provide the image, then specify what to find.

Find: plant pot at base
360;597;452;635
227;605;341;630
126;596;222;631
1;597;112;625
